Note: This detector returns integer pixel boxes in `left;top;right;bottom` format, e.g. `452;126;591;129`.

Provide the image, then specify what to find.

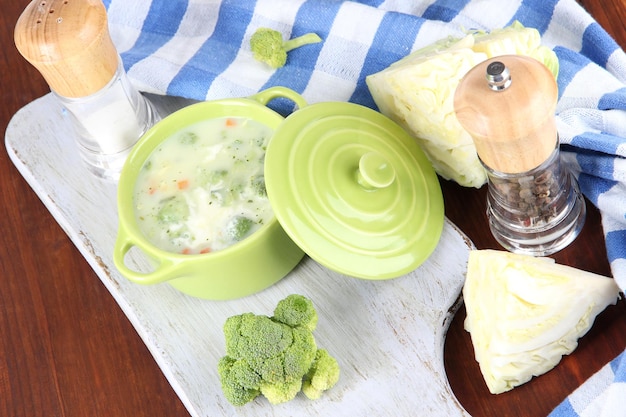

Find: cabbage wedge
366;22;559;188
463;250;620;394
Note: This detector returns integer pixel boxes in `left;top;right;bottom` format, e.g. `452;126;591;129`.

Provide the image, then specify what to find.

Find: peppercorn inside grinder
454;55;586;256
14;0;159;181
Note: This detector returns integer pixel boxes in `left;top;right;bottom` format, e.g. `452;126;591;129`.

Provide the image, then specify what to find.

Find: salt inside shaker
14;0;159;181
454;55;586;256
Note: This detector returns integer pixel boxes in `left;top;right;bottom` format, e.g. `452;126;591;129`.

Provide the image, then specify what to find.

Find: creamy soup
134;117;274;254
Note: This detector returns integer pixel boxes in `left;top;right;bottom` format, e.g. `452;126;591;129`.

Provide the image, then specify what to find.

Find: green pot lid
264;101;444;280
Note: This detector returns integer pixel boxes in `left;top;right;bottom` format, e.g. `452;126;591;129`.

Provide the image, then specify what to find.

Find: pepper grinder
14;0;159;181
454;55;585;256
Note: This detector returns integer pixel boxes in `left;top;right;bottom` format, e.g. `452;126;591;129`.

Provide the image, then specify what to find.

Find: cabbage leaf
463;250;620;394
366;21;559;188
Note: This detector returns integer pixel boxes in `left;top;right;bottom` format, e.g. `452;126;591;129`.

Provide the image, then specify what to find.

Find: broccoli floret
217;356;260;406
224;313;293;362
250;27;322;68
178;131;198;145
225;216;254;242
250;175;267;197
208;169;228;185
273;293;318;331
217;294;339;406
276;327;316;381
157;195;189;223
302;349;341;400
259;379;303;405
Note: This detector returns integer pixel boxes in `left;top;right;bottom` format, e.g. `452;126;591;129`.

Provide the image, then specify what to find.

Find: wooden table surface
1;1;625;416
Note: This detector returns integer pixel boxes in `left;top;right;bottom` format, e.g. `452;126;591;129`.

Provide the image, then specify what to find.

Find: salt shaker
14;0;159;181
454;55;585;256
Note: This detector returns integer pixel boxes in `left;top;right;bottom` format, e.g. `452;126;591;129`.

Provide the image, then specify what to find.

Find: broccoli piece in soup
157;195;189;224
250;175;267;197
178;131;199;145
226;216;254;242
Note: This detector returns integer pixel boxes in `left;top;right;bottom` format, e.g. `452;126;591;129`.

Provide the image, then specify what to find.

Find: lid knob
357;152;395;190
486;61;512;91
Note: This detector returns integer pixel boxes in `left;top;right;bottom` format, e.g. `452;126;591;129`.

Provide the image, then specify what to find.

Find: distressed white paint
5;93;474;417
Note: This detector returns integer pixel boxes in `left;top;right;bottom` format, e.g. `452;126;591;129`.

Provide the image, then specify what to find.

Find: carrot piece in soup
177;179;190;190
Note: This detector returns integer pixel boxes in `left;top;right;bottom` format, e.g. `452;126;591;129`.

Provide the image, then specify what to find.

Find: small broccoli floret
273;293;318;331
226;216;254;242
178;131;198;145
217;356;261;406
259;379;303;405
223;313;292;360
280;327;317;381
250;27;322;68
302;349;341;400
217;295;339;406
250;175;267;197
157;195;189;223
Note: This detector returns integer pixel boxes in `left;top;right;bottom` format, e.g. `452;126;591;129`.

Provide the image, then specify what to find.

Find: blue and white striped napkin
103;0;626;415
550;350;626;417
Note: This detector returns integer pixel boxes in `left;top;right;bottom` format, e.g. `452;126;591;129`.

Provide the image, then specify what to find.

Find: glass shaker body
14;0;159;181
483;139;586;256
54;60;159;181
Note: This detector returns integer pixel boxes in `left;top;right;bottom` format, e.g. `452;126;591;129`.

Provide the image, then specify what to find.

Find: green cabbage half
463;250;620;394
366;21;559;188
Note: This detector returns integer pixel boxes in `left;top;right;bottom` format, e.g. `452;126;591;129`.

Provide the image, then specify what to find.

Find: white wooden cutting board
5;93;474;417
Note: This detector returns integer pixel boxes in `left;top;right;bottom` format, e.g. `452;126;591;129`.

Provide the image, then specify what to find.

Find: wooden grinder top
453;55;558;174
14;0;119;98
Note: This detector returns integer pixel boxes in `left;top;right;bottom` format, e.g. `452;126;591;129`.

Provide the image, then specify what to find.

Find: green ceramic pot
114;86;445;300
114;87;307;300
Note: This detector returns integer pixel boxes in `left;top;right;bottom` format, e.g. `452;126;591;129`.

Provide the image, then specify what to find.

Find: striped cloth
550;351;626;417
102;0;626;415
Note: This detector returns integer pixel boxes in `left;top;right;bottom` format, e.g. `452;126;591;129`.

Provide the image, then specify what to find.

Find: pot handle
113;229;184;285
249;86;308;111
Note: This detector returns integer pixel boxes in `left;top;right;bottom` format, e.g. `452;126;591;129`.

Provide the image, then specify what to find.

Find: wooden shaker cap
453;55;558;174
14;0;119;98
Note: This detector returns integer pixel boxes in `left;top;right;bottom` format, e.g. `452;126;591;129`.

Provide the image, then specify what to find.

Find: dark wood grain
1;1;624;416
